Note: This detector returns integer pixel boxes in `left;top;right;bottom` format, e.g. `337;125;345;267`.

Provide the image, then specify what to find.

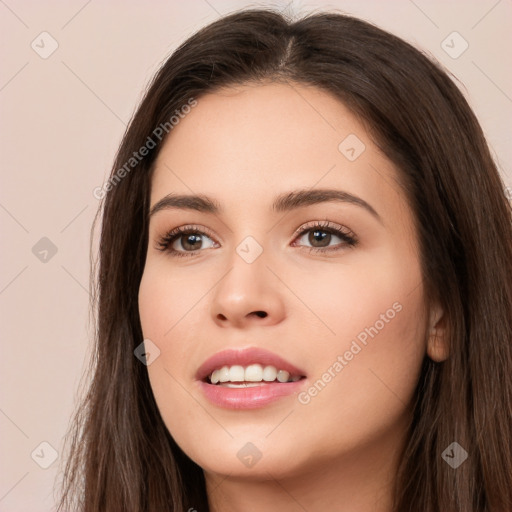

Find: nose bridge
211;234;285;326
218;239;268;305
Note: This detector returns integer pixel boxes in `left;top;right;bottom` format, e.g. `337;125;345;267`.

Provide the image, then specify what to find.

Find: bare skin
138;82;447;511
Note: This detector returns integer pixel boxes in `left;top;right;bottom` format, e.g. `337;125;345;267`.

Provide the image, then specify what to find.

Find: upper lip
195;347;307;382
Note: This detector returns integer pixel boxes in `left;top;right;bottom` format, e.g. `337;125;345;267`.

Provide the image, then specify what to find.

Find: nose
211;252;286;329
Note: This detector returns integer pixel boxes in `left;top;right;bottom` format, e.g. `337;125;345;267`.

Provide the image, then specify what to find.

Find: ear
426;303;449;362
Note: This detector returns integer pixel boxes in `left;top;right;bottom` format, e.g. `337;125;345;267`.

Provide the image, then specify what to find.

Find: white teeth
210;369;220;384
208;364;302;384
229;365;245;382
245;364;263;382
262;365;277;381
218;366;230;382
277;370;290;383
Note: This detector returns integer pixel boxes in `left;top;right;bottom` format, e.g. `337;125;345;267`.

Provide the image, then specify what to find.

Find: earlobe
427;305;449;362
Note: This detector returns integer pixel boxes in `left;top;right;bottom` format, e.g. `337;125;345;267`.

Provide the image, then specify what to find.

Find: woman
58;8;512;511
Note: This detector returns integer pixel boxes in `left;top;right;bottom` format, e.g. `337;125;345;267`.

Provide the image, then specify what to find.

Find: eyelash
155;220;358;258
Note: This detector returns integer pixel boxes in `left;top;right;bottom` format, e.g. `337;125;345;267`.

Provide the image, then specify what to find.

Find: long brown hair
57;8;512;511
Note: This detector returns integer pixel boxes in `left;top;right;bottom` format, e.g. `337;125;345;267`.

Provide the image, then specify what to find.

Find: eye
291;220;358;254
156;224;218;258
156;220;358;258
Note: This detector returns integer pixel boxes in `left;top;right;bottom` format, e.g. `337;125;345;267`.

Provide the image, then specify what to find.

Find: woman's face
138;82;432;484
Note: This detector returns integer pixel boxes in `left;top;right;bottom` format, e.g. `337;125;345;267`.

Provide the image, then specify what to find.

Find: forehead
154;82;360;172
150;82;407;221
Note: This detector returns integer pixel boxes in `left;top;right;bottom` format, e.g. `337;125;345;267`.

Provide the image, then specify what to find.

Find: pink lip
197;380;306;409
195;347;307;410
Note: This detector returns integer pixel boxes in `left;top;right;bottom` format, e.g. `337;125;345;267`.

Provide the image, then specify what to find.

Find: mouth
205;363;305;387
196;347;307;409
196;346;307;383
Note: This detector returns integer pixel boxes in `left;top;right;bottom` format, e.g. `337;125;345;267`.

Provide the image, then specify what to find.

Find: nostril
253;311;267;318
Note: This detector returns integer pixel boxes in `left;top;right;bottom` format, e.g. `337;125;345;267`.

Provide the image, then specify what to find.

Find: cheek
137;263;212;422
138;260;214;356
284;247;425;356
295;256;427;442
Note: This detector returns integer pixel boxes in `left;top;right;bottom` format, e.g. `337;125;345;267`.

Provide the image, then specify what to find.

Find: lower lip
198;380;306;409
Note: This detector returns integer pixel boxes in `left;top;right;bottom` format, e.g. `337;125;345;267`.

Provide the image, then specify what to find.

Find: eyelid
163;223;217;239
291;220;355;239
155;223;218;250
155;220;358;256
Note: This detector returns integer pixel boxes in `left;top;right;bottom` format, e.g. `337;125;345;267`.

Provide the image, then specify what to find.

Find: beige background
1;0;510;510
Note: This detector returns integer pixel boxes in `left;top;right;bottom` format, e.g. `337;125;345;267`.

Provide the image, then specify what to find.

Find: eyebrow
149;188;381;222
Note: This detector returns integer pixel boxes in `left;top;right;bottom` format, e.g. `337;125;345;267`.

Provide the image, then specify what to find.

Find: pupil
310;230;330;247
184;234;201;250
